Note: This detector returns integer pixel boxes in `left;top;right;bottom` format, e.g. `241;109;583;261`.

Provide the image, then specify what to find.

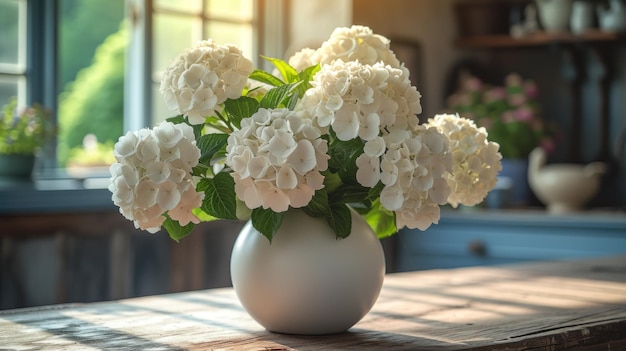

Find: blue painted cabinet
396;209;626;271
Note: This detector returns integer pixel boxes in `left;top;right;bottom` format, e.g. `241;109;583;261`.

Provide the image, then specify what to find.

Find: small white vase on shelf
571;0;595;34
230;208;385;335
597;0;626;32
536;0;573;32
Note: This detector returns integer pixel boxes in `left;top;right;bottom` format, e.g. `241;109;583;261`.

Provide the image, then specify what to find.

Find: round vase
230;209;386;335
501;158;531;208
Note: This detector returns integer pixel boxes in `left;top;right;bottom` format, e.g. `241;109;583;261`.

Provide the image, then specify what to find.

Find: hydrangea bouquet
109;25;502;242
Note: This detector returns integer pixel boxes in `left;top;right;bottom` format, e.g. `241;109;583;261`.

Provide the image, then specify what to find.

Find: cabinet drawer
395;210;626;271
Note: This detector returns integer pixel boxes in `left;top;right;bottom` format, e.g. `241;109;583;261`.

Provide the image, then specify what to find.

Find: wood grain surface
1;256;625;350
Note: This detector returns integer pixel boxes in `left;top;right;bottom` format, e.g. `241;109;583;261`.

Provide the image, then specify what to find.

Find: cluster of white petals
289;25;401;72
109;122;204;233
288;48;319;72
301;59;422;143
426;114;502;208
372;126;452;231
160;39;254;125
225;108;329;212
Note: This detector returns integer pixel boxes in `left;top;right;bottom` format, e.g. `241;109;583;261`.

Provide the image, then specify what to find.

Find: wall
286;0;353;56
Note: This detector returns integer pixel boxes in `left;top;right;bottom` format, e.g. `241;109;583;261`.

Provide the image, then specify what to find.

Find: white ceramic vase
571;0;595;34
536;0;573;32
230;208;386;335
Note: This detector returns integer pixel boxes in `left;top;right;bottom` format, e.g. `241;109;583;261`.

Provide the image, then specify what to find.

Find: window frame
31;0;286;174
28;0;59;171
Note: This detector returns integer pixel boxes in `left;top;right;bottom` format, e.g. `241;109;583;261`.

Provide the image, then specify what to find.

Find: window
56;0;126;170
150;0;256;124
0;0;26;109
6;0;274;178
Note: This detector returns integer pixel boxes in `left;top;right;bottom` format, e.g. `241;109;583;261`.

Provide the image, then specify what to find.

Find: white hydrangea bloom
301;59;422;144
160;39;254;125
379;125;452;231
288;48;320;72
315;25;401;68
225;108;329;212
108;121;203;232
426;113;502;208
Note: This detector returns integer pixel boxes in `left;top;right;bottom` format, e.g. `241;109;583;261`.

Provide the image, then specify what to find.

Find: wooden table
2;256;625;350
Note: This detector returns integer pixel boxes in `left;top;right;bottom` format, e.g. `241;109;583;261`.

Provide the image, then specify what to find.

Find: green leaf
196;133;229;164
163;216;196;242
223;96;260;129
327;204;352;239
363;200;398;239
296;64;320;95
236;198;252;221
251;208;284;242
260;83;300;109
322;171;342;194
327;136;364;183
299;64;320;81
286;91;299;111
303;189;330;217
262;56;299;83
330;184;371;205
192;208;219;222
200;172;238;220
249;69;285;87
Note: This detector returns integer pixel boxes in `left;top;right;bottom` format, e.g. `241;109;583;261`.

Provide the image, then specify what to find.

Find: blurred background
1;0;625;310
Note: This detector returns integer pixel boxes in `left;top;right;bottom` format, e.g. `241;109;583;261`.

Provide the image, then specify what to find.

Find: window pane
152;82;170;126
155;0;202;13
205;0;253;21
204;22;253;59
153;13;196;76
57;0;125;169
0;0;21;65
0;76;19;107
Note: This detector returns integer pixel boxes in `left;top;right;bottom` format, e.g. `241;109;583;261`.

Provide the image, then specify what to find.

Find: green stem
214;110;232;132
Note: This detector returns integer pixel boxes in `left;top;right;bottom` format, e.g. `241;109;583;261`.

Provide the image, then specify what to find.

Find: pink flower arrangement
446;73;555;159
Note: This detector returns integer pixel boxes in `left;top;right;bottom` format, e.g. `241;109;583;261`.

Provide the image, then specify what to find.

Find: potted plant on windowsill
0;97;55;179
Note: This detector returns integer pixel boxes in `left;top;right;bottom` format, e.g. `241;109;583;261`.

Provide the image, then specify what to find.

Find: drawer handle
468;240;487;257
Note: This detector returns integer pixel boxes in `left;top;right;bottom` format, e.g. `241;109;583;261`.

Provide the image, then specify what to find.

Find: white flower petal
157;180;182;211
287;183;315;208
276;166;298;189
261;185;290;212
380;185;404;211
268;130;296;158
356;153;380;187
145;162;171;184
287;139;317;174
135;179;159;208
333;106;360;141
364;136;386;157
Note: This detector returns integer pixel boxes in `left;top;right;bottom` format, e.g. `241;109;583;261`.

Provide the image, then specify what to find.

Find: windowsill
0;169;116;214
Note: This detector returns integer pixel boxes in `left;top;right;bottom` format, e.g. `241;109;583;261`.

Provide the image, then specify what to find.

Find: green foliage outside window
57;0;125;167
58;25;126;166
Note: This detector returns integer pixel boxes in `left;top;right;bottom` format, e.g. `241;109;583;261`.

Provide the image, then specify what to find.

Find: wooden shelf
456;30;625;49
